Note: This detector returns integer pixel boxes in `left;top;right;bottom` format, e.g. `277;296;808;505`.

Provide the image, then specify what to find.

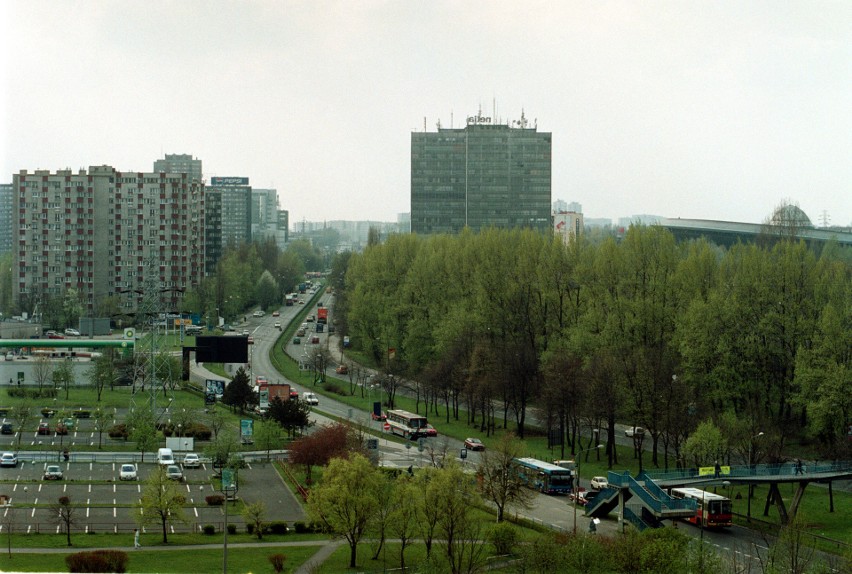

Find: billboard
196;336;248;363
210;177;249;186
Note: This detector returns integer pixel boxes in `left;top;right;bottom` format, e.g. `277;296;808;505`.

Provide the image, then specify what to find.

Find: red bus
670;487;732;527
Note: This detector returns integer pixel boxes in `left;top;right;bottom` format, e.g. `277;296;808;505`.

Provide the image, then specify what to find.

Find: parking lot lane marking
63;483;67;493
30;506;35;518
26;525;31;534
193;506;198;518
113;484;116;493
38;484;42;493
88;484;92;493
113;502;116;518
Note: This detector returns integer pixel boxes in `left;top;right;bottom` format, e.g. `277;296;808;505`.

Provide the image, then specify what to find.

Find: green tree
241;501;267;540
87;352;117;402
222;367;255;414
255;270;279;311
136;466;187;543
126;406;158;463
12;404;33;451
387;475;420;572
683;419;726;468
52;360;74;399
254;418;284;461
92;407;112;450
307;453;382;569
267;396;311;437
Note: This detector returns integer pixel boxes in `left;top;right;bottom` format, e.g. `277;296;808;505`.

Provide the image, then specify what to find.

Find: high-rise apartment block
154;154;203;183
411;113;552;234
0;183;12;255
12;166;205;315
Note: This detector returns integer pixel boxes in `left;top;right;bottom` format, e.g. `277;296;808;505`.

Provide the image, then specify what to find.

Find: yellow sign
698;465;730;476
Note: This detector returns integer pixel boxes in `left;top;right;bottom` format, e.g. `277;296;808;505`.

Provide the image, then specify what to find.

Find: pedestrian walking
134;528;140;548
589;519;597;534
714;461;721;478
795;459;803;475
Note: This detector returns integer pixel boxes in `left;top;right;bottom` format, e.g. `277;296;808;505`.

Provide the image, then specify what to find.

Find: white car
590;476;608;490
43;465;64;480
252;310;265;317
119;464;137;480
183;453;201;468
0;452;17;467
625;426;645;438
302;392;319;405
64;328;80;336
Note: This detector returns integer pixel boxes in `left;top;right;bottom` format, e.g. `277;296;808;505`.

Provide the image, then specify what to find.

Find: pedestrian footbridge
584;461;852;531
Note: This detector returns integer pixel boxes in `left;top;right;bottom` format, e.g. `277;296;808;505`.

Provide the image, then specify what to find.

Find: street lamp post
573;443;603;534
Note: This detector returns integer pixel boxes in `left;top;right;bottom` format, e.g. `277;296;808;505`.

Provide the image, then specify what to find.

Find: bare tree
92;407;113;450
478;433;535;522
32;356;54;393
50;496;78;547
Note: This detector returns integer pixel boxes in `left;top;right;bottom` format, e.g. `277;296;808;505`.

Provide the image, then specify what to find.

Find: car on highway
64;328;80;336
165;465;183;481
242;329;250;336
0;423;13;435
119;464;137;480
37;422;51;435
302;392;319;406
625;426;645;438
183;453;201;468
310;336;320;344
0;452;17;467
289;390;299;400
335;364;348;375
570;489;600;506
306;315;314;322
424;424;438;437
252;310;265;317
272;311;280;317
296;328;306;337
292;337;301;345
371;411;387;421
274;322;281;330
464;437;485;451
43;465;63;480
590;476;608;490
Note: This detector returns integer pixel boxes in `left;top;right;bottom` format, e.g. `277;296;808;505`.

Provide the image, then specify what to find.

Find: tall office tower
12;167;205;316
411;112;552;234
205;177;251;271
154;154;203;183
251;188;279;239
0;183;12;255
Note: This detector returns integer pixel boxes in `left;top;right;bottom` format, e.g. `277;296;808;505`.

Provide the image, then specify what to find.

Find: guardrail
645;460;852;483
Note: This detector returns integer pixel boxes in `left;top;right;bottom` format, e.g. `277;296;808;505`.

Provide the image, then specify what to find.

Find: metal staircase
585;471;697;526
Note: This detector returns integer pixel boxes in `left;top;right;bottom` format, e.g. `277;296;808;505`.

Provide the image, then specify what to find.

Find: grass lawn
0;543;319;573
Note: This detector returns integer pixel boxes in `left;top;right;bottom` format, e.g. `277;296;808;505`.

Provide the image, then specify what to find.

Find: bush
246;523;255;535
185;422;212;440
324;382;345;395
66;550;128;573
227;524;236;535
0;408;9;417
489;522;519;555
205;494;225;506
107;423;128;439
293;521;308;534
73;410;91;418
8;388;57;399
202;524;216;535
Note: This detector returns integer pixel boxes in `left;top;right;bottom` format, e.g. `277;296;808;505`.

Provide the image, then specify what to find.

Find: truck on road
317;307;328;324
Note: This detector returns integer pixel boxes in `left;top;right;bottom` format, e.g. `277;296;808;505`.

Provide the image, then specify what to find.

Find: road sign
383;422;390;431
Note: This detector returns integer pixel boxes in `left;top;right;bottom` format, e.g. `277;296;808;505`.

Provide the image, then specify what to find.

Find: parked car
183;453;201;468
165;465;183;481
55;422;68;435
48;332;65;339
119;464;137;481
43;465;63;480
570;489;600;506
590;476;609;490
64;328;80;336
335;364;348;375
0;452;17;467
464;438;485;451
37;422;51;435
625;426;645;438
0;423;13;435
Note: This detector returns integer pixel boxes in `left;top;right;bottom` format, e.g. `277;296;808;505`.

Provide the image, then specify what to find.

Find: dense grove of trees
338;226;851;467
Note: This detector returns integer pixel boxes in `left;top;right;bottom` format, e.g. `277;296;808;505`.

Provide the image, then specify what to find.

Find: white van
157;448;175;466
302;392;319;406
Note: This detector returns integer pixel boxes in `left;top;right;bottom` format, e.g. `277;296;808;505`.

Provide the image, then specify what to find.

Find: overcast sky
2;1;850;226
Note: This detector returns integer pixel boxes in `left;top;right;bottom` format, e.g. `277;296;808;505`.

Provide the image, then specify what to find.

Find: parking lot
0;458;306;534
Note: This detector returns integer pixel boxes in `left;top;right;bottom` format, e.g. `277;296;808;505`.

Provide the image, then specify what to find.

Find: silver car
119;464;137;481
166;465;183;481
43;465;63;480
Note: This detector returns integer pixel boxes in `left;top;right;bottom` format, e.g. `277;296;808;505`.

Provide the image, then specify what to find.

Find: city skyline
2;2;850;226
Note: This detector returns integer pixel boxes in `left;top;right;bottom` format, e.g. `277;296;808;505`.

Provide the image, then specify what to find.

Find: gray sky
3;1;850;226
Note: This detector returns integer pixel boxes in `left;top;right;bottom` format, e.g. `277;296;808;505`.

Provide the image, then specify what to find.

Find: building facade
0;183;12;255
553;211;584;244
411;114;552;234
153;154;203;183
12;167;205;316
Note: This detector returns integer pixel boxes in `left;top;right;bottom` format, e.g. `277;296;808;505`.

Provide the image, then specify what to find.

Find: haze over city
2;1;850;226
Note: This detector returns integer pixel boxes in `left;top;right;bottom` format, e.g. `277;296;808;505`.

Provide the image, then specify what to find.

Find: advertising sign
259;389;269;409
205;379;224;405
240;419;253;440
210;176;249;186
